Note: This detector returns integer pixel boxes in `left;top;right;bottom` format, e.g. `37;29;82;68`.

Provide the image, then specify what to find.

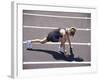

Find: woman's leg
59;37;67;55
31;37;48;44
59;37;66;47
26;37;48;49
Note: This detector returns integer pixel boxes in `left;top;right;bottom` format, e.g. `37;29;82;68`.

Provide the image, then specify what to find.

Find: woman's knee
40;38;47;44
40;41;45;44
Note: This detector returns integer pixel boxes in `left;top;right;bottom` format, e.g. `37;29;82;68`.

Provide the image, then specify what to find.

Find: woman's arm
66;32;74;56
66;32;71;48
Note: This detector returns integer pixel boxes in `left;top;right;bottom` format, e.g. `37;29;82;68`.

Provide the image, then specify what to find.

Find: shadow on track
27;48;84;62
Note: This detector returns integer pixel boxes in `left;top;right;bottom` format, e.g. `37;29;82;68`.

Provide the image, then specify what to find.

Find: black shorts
47;32;61;42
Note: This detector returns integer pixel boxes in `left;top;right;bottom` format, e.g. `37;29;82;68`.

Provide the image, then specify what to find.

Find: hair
69;27;76;36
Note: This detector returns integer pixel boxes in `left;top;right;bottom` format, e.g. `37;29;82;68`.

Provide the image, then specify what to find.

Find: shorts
47;32;60;42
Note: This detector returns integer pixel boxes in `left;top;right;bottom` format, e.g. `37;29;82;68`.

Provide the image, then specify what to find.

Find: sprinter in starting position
26;27;76;56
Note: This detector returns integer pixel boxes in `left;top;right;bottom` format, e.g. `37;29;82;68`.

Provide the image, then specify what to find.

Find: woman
26;27;76;56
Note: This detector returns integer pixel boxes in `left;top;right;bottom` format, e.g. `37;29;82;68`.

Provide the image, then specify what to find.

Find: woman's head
66;27;76;36
69;27;76;36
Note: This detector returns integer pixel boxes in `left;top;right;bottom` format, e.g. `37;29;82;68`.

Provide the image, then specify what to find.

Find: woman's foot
26;40;32;50
58;47;64;53
58;47;67;55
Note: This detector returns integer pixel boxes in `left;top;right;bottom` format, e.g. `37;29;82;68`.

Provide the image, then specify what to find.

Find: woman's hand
70;47;74;57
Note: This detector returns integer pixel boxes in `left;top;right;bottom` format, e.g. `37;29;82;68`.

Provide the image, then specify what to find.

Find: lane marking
23;41;91;46
23;61;91;64
24;13;91;20
24;26;91;31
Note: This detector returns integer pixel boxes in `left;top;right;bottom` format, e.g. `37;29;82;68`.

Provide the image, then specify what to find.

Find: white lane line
23;41;91;46
23;61;91;64
24;13;91;20
24;26;57;29
24;26;91;31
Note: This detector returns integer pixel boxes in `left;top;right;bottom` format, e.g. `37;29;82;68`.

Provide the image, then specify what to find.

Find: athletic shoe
58;47;64;53
26;40;32;50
